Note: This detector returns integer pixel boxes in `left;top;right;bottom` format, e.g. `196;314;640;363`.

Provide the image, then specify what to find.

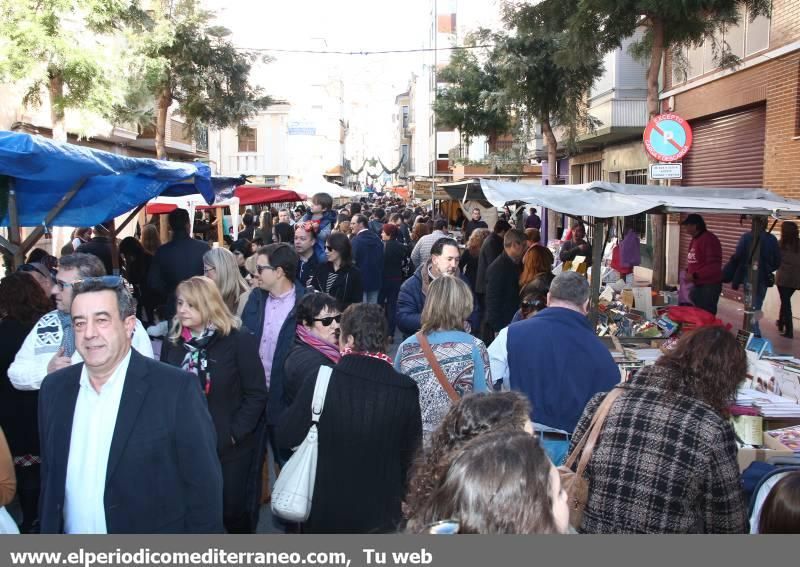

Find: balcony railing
587;98;648;130
226;153;266;176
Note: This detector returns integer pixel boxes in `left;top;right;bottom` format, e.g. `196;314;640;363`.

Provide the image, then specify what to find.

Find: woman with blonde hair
395;276;492;444
140;223;161;255
203;247;251;316
160;276;267;533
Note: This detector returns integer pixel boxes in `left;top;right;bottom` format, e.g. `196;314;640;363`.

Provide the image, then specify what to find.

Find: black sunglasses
314;314;342;326
256;264;276;274
520;298;546;314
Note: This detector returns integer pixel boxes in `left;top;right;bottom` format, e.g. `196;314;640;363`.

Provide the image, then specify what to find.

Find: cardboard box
737;433;795;472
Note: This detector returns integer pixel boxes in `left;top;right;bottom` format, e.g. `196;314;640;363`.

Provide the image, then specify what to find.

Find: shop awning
234;186;306;206
480;180;800;218
0;130;215;227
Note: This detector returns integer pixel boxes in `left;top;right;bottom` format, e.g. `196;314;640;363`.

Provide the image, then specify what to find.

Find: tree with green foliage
487;4;604;185
0;0;145;142
433;38;511;159
121;0;275;159
533;0;772;119
532;0;771;288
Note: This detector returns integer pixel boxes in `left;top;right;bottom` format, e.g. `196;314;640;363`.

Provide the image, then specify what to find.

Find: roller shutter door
679;104;766;301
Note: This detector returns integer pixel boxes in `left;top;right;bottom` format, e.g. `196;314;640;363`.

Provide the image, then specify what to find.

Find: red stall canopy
234;185;307;206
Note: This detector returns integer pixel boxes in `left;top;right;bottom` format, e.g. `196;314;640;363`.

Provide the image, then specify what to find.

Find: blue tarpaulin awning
0;131;218;227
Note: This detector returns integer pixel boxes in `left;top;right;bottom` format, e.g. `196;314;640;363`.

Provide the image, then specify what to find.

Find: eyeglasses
256;264;276;274
313;314;342;326
55;279;75;290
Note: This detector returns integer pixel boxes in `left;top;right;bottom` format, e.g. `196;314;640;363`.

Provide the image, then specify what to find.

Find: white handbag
270;366;332;522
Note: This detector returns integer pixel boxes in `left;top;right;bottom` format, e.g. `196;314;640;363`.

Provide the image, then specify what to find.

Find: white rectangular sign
649;163;683;180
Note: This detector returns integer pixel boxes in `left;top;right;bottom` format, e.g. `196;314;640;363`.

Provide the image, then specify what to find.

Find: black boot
783;321;793;339
777;318;785;333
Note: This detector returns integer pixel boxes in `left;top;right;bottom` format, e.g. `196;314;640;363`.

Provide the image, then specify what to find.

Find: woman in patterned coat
568;326;748;534
395;276;492;445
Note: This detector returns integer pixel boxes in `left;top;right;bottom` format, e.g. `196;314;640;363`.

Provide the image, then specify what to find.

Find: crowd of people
0;192;798;535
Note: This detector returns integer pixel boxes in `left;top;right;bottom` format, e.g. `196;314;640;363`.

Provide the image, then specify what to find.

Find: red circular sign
643;113;693;162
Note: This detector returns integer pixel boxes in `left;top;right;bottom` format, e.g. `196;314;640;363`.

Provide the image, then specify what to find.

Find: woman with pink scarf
283;292;341;406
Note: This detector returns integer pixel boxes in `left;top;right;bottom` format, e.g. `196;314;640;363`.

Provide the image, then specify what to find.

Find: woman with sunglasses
309;232;363;310
160;276;268;534
283;293;341;406
203;247;251;317
510;275;554;324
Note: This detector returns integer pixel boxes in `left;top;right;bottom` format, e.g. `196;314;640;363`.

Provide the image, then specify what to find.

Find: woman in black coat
276;304;422;533
283;293;341;406
160;276;268;534
0;273;54;533
310;232;363;310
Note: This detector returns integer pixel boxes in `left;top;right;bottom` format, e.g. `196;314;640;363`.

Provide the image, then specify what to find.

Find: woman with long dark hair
160;276;267;533
568;326;748;533
310;232;363;310
776;221;800;338
403;391;531;523
0;273;54;532
380;223;405;337
406;431;568;534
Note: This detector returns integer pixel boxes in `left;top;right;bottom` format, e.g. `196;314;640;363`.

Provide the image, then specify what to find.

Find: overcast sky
205;0;502;160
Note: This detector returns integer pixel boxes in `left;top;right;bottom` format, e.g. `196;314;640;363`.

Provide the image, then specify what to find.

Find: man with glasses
37;277;222;533
9;254;153;391
240;243;305;465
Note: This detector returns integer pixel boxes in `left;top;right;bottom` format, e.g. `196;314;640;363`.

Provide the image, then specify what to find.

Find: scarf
296;324;341;364
180;325;216;395
56;310;75;357
341;347;393;366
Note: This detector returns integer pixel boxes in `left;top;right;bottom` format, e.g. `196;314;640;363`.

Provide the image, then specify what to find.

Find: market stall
480;179;800;332
0;130;221;270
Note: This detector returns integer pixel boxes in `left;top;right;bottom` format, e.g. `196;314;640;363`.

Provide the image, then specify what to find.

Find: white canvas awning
480;180;800;218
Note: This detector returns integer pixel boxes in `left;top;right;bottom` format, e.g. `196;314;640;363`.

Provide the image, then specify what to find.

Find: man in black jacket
463;208;489;242
146;208;210;320
486;229;526;336
76;222;115;275
240;243;305;465
39;278;222;533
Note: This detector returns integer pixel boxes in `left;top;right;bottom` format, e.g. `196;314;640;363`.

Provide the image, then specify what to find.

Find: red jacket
687;230;722;285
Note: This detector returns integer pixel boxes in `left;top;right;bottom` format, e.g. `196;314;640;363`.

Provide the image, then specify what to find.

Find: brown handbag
415;332;460;403
558;387;624;529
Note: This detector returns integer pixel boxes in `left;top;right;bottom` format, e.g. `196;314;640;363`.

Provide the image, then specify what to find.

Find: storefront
679;104;767;301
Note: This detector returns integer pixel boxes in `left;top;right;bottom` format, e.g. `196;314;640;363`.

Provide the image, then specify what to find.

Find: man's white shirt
63;349;131;534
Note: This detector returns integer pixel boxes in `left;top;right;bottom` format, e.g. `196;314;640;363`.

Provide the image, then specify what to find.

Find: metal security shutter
679;104;766;301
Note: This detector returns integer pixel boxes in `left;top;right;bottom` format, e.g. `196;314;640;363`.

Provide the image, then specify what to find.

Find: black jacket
486;252;522;332
383;239;406;281
160;328;268;461
352;229;384;292
276;355;422;533
459;249;480;290
0;319;39;457
77;236;114;274
38;350;223;533
463;219;488;241
297;253;319;288
310;262;363;310
476;233;503;294
283;339;335;407
147;230;210;319
240;283;306;426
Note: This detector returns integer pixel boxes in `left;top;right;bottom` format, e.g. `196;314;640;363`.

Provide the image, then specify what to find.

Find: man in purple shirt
240;243;306;463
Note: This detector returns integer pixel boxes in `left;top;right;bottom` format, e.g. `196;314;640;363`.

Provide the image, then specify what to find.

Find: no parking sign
643;113;693;162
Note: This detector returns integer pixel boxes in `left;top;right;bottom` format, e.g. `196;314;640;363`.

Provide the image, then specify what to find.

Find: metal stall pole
743;215;766;333
589;218;607;328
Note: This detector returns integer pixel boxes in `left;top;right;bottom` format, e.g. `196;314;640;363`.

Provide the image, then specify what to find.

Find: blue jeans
745;283;767;337
539;435;571;466
363;290;380;304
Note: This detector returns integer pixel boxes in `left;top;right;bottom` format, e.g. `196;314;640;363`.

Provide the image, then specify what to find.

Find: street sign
649;162;683;180
643;113;693;162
